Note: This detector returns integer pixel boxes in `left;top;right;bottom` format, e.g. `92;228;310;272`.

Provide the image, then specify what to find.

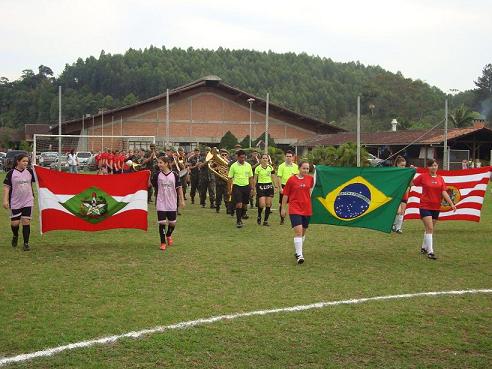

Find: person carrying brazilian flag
310;165;416;233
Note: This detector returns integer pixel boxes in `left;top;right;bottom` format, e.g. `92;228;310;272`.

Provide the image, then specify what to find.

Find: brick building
55;76;344;152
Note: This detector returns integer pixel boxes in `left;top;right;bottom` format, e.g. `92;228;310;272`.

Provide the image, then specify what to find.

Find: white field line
0;289;491;367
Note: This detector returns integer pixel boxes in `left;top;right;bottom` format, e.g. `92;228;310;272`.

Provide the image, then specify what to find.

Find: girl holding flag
392;156;409;233
3;153;35;251
151;155;185;251
412;159;456;260
280;161;314;265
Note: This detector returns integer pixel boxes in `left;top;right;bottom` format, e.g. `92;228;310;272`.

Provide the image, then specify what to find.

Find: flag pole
444;99;449;170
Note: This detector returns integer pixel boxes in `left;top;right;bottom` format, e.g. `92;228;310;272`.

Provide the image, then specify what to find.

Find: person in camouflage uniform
188;148;201;204
198;147;215;208
142;143;159;203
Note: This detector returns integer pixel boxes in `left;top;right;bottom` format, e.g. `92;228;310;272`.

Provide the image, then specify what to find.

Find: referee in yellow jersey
276;150;299;225
228;150;254;228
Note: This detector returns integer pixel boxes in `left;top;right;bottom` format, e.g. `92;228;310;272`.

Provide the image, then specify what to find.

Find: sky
1;0;491;93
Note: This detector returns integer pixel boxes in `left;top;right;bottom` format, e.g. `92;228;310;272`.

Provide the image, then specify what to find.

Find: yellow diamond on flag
317;176;392;221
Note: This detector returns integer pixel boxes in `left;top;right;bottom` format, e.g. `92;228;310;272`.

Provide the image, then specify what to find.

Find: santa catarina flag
33;166;150;233
405;167;491;222
311;166;416;233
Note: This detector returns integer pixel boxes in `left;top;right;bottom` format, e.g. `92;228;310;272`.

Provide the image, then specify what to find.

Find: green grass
1;172;491;368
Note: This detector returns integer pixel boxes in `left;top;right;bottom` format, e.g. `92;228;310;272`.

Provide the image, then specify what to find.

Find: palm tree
449;104;476;128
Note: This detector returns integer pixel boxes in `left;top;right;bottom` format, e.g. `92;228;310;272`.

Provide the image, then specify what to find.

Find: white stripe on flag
457;196;484;205
38;188;148;213
409;183;487;196
405;208;481;217
439;172;491;183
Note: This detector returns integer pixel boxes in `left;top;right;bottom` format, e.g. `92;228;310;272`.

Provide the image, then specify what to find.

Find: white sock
425;234;433;254
294;237;303;258
396;214;404;230
421;233;427;251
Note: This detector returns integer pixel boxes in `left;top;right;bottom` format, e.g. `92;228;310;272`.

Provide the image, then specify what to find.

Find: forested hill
0;46;453;132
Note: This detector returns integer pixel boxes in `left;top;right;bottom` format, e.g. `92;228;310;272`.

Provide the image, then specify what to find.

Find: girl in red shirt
392;156;409;234
412;159;456;260
280;161;314;264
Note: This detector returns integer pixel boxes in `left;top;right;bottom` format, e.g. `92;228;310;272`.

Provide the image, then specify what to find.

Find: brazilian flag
311;166;416;233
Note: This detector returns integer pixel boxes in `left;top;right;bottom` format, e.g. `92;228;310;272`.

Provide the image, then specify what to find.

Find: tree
336;142;369;167
239;135;250;148
307;145;338;166
474;64;492;96
448;104;477;128
219;131;238;149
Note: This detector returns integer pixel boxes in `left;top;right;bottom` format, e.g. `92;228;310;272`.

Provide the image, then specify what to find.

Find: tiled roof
297;126;492;147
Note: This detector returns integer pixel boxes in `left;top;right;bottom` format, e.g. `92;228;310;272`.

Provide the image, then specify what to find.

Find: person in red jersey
280;161;314;265
106;148;114;174
412;159;456;260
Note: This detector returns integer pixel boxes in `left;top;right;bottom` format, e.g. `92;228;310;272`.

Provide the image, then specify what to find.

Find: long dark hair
394;156;406;167
15;153;29;164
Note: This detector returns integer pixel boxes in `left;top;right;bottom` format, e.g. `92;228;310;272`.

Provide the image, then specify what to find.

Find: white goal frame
33;134;156;165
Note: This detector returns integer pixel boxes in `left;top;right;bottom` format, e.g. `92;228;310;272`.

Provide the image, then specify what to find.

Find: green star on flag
311;166;416;233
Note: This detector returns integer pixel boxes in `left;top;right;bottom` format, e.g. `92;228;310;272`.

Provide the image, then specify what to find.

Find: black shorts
256;183;274;198
10;207;32;220
290;214;310;229
419;209;440;220
157;211;177;224
232;185;251;205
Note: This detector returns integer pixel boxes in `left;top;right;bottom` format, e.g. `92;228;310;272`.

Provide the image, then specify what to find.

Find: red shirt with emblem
282;174;314;216
413;173;447;210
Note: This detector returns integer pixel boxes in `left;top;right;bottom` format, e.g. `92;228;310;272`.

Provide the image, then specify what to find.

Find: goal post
33;134;156;165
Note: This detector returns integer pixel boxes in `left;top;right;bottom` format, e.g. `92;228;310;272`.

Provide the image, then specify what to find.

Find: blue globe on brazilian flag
311;166;416;233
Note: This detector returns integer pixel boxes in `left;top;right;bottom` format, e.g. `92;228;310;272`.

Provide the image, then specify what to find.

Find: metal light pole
444;99;449;170
247;98;255;148
91;115;95;152
265;93;269;154
166;88;170;148
58;86;62;171
357;95;361;167
99;108;104;151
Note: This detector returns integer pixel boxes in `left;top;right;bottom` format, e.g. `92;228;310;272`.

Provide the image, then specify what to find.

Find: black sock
265;207;271;221
258;207;263;218
166;225;175;237
22;225;30;244
236;207;242;223
11;225;19;238
158;224;166;243
279;205;284;219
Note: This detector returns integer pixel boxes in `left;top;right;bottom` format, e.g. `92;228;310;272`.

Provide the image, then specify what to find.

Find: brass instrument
206;147;229;182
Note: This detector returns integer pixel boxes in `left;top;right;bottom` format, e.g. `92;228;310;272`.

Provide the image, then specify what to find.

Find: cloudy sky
1;0;490;92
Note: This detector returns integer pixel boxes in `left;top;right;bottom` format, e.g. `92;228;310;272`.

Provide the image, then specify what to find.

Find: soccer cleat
257;217;261;225
236;222;243;229
166;236;174;247
296;256;304;264
427;253;437;260
160;243;166;251
420;248;428;255
395;229;403;234
23;243;30;251
11;236;18;248
263;221;270;227
391;225;396;232
294;253;299;259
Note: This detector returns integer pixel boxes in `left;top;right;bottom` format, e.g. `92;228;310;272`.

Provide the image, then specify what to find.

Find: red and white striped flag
405;167;491;222
34;166;150;233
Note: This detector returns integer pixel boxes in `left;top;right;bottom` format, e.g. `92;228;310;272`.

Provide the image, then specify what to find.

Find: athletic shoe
296;256;304;264
420;248;427;255
242;214;249;220
294;253;299;259
11;236;18;248
263;221;270;227
160;243;166;251
236;222;243;229
23;243;30;251
395;229;403;234
210;204;215;209
391;225;396;232
257;217;261;225
166;236;174;246
427;253;437;260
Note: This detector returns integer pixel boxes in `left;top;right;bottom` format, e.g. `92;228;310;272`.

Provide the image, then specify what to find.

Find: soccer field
0;172;491;368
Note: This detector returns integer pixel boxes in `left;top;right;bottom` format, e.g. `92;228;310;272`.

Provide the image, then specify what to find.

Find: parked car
86;155;99;171
76;151;93;169
39;152;59;167
50;157;70;172
3;150;29;172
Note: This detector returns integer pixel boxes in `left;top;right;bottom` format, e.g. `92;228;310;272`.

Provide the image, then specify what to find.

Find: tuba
206;147;229;182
